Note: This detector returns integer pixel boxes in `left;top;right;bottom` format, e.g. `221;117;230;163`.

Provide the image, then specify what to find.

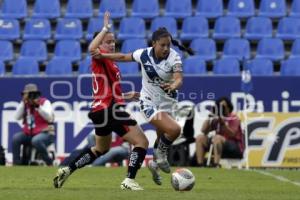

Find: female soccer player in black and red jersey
53;12;148;191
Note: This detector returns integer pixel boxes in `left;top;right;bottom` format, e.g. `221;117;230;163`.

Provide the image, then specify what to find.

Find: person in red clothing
53;12;148;191
12;83;55;166
195;97;244;167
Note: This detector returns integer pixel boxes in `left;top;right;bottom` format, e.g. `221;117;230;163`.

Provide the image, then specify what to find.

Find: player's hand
123;91;140;101
160;82;176;93
90;49;103;58
103;11;112;30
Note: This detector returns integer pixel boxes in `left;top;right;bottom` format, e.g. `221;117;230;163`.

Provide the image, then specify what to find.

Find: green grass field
0;167;299;200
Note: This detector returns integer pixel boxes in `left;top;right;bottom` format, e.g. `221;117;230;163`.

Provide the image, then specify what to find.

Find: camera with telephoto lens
27;91;41;100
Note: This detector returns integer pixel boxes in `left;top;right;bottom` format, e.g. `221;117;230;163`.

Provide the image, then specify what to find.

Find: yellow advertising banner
241;113;300;168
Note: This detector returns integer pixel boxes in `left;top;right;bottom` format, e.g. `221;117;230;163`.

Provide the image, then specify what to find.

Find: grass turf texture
0;167;299;200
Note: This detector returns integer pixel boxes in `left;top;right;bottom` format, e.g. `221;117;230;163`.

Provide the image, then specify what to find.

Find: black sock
68;148;97;173
127;147;146;179
157;134;173;153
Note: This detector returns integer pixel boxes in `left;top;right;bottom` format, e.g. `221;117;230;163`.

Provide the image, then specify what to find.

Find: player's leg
53;134;112;188
54;109;112;188
119;124;148;190
150;112;181;173
148;128;163;185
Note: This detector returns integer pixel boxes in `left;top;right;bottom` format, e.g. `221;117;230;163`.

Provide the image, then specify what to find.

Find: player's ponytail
170;38;194;56
152;27;194;56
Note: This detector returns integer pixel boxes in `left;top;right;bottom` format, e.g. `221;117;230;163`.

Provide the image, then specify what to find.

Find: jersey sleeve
132;49;144;63
172;52;183;72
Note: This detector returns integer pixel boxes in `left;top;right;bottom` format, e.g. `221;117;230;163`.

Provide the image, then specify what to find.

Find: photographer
195;97;244;167
12;83;55;166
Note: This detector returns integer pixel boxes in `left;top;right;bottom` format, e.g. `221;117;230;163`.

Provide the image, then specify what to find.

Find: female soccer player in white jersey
95;27;194;185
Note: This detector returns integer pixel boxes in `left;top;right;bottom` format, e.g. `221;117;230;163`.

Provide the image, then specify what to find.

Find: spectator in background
60;133;130;167
12;83;55;166
195;97;244;167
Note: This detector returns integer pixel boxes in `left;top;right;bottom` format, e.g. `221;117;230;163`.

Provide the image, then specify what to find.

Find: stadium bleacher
0;0;299;76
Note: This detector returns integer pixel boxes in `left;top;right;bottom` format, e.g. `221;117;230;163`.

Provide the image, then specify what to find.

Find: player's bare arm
88;11;111;58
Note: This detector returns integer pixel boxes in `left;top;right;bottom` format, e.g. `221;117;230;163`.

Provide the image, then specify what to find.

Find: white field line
254;169;300;187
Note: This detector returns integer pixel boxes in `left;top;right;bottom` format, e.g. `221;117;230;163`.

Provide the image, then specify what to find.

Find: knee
134;136;149;149
212;135;223;145
138;137;149;149
12;132;22;144
196;134;207;145
166;124;181;138
31;137;41;147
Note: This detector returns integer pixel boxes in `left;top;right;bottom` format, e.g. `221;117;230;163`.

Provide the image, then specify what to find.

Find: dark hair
212;97;234;116
151;27;194;56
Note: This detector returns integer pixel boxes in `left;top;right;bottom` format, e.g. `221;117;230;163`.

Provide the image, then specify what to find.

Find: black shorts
222;140;243;159
88;104;137;137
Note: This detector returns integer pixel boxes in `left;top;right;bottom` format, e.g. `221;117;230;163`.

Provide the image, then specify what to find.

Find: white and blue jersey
132;47;183;121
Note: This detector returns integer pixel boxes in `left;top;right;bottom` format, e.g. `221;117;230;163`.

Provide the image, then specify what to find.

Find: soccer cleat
53;167;71;188
148;160;162;185
154;149;171;173
120;178;144;191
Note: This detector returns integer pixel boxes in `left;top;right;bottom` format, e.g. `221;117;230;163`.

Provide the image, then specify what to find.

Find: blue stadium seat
55;18;83;40
277;17;300;40
183;56;207;74
99;0;126;19
223;38;251;61
291;39;300;58
86;18;114;41
0;0;27;19
20;40;47;62
213;16;241;39
0;19;20;40
180;16;209;40
213;58;240;75
54;40;82;62
227;0;255;18
245;58;273;76
0;40;13;61
32;0;60;19
23;19;51;40
45;58;73;76
244;17;273;40
164;0;192;19
290;0;300;17
0;61;4;75
190;38;216;61
259;0;286;18
118;17;146;40
150;17;177;39
256;38;285;61
281;58;300;76
12;58;39;76
65;0;93;19
121;39;147;53
131;0;159;19
78;56;91;74
195;0;223;18
117;62;140;75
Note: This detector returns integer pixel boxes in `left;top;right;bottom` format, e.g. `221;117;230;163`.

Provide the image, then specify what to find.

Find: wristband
102;26;108;33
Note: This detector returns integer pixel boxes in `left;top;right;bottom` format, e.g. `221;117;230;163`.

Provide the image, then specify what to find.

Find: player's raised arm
88;11;111;58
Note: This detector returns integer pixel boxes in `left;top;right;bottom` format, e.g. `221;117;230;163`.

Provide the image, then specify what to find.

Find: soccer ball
171;168;195;191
